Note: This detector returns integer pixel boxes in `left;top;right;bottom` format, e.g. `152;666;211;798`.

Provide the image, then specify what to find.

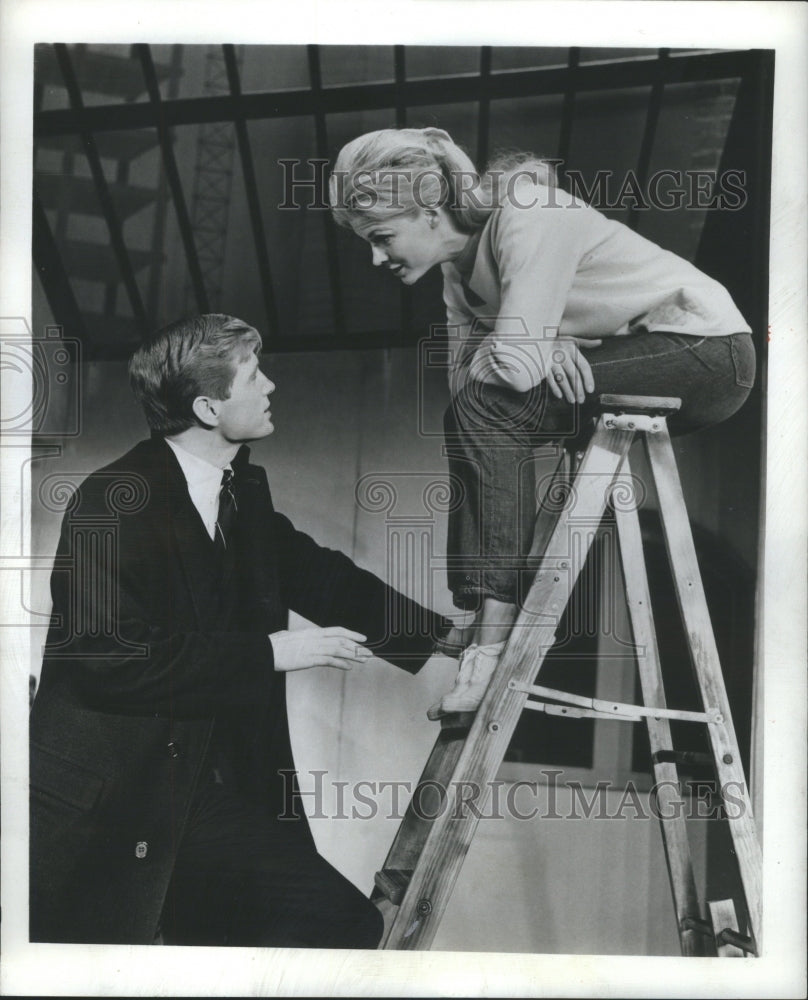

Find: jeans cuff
453;585;517;610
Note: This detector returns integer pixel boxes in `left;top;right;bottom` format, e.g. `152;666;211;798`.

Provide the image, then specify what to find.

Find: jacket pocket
31;743;106;813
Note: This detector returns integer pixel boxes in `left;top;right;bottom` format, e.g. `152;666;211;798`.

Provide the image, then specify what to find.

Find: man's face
214;350;275;442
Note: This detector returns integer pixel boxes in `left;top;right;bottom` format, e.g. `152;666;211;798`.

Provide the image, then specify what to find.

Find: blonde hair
330;127;558;233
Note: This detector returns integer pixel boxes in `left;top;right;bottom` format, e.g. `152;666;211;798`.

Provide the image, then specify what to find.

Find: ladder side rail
382;421;635;950
613;460;706;956
645;426;762;947
374;448;574;940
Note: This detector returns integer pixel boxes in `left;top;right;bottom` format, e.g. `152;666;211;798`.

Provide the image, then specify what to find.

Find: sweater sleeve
468;186;592;392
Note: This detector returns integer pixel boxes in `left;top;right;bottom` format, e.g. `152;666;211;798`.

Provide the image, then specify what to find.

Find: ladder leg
373;452;576;943
613;465;706;957
372;718;471;944
381;420;636;950
645;426;762;948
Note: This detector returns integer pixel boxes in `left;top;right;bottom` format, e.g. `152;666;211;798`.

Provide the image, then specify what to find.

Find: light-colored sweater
441;180;751;393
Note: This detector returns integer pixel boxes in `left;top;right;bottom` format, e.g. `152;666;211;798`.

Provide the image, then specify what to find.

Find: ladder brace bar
508;679;721;725
521;699;638;723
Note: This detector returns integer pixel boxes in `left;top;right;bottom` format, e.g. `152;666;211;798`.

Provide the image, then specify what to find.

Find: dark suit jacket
30;436;449;944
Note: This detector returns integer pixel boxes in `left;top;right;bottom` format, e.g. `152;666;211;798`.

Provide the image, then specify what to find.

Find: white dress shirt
165;438;231;541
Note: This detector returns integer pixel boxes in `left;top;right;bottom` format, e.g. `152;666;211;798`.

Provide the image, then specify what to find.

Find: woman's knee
448;381;547;437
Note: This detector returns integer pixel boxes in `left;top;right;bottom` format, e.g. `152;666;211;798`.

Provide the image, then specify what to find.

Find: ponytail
330;127;559;232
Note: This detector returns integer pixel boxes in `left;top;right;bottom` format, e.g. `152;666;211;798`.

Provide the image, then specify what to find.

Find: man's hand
270;627;373;672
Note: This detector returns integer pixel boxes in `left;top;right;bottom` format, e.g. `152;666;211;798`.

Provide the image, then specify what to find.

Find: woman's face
351;208;466;285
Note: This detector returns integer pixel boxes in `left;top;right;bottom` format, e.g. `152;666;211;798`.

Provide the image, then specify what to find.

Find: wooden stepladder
372;395;762;956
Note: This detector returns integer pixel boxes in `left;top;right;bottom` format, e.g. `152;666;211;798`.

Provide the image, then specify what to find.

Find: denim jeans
444;331;756;609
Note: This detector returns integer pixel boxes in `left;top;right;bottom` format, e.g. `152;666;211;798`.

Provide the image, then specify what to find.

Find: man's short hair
128;314;262;435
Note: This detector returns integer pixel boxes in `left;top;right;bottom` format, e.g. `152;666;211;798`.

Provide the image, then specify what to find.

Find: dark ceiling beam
222;44;279;345
556;47;580;185
36;49;758;137
32;188;89;348
136;43;210;314
628;48;670;232
52;43;149;333
263;328;444;355
307;45;345;338
476;46;492;168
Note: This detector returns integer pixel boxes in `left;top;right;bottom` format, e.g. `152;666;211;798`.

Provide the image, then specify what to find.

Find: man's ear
424;207;439;229
191;395;220;428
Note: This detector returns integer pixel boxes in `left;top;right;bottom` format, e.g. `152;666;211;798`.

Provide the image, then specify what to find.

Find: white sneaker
427;644;478;720
428;641;507;718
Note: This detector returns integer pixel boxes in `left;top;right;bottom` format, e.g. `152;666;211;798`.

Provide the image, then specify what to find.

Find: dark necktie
214;468;238;557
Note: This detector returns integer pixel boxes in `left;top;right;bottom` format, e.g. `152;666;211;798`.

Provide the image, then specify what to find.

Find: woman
330;127;755;718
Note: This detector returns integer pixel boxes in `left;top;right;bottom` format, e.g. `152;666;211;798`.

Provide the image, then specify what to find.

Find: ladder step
438;711;476;733
598;393;682;414
652;750;715;769
374;868;413;905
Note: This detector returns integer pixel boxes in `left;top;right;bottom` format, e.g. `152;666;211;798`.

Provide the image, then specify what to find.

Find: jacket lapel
153;438;219;629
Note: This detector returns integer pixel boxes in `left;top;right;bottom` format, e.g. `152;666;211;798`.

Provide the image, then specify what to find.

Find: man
30;314;458;948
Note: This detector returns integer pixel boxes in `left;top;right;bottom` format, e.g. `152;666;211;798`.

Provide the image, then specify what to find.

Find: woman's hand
270;627;373;672
474;332;602;396
540;336;602;404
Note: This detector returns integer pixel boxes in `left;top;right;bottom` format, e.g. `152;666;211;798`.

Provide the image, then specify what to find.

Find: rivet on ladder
723;754;733;765
488;721;500;734
416;899;432;916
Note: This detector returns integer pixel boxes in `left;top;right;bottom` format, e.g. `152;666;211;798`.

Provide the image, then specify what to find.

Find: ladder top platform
598;394;682;414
